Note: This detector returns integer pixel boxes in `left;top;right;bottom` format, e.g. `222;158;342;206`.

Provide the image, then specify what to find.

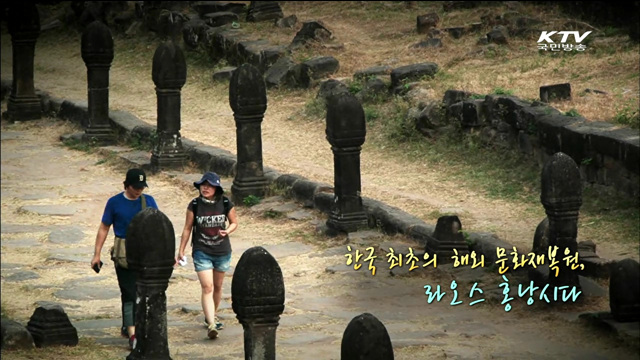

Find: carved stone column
151;41;188;170
229;63;269;204
5;3;41;121
541;152;582;289
81;20;115;144
341;313;394;360
428;215;469;260
125;208;175;360
232;247;285;360
325;92;368;233
609;258;640;322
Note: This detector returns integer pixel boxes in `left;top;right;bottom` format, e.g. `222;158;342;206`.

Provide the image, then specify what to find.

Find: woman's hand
174;251;185;267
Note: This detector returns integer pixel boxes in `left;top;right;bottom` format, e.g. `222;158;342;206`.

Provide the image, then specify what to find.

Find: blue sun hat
194;172;224;193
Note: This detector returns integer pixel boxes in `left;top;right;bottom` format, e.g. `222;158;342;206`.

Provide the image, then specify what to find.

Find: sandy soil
1;26;637;264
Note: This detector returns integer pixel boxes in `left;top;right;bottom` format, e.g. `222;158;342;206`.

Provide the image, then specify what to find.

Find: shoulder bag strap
141;194;147;210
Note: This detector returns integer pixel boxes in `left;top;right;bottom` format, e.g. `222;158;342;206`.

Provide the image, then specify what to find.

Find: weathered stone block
535;114;579;155
443;89;474;106
610;258;640;322
182;18;208;48
247;1;283;22
261;45;288;72
212;66;236;82
417;12;439;34
354;65;392;80
358;77;388;102
390;63;439;88
192;1;247;16
317;79;349;103
276;14;297;28
264;56;296;88
461;99;485;127
203;11;239;28
302;56;340;80
237;39;269;69
540;83;571;103
26;305;78;347
290;21;332;49
1;318;35;350
445;26;465;39
487;25;508;44
412;38;443;48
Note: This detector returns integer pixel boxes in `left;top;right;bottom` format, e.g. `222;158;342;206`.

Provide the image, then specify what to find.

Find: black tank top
188;197;232;256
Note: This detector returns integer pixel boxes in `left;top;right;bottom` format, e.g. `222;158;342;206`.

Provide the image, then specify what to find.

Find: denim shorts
193;250;231;273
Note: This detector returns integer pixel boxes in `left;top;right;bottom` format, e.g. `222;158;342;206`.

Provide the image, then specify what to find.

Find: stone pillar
125;208;175;360
229;63;269;205
325;92;368;233
150;41;188;171
609;258;640;322
541;152;582;289
81;20;115;144
341;313;394;360
5;3;41;121
427;215;469;261
232;247;285;360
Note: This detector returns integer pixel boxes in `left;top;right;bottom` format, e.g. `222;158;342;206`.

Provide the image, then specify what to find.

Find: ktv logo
537;31;592;52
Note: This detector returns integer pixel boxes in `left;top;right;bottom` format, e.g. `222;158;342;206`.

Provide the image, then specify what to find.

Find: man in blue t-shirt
90;168;158;350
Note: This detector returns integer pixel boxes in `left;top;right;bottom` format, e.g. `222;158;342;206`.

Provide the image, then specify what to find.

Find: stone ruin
324;67;638;199
4;3;41;122
26;304;78;348
150;40;188;171
21;2;341;91
81;20;116;144
2;1;638;353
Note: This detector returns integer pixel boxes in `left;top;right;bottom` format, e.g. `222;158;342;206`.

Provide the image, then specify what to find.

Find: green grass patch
612;105;639;129
243;194;262;207
363;105;380;123
580;186;640;245
564;108;581;117
303;97;327;120
62;137;98;153
127;130;157;151
492;87;514;96
263;209;284;219
347;79;364;95
1;301;12;319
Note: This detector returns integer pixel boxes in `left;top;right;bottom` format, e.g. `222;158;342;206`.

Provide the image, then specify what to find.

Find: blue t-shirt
101;192;158;238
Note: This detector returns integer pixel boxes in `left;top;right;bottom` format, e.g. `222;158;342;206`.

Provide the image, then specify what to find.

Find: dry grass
0;2;637;258
268;1;639;123
0;338;120;360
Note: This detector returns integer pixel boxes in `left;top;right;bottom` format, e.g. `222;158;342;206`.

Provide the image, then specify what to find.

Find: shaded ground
1;118;638;359
1;7;638;262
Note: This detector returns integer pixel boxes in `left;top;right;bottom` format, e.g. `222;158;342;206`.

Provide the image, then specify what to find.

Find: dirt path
0;11;637;265
2;118;638;360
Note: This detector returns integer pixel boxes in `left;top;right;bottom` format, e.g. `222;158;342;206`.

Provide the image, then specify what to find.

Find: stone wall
434;90;639;198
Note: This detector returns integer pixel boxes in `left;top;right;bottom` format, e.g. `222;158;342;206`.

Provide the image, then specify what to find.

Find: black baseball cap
125;168;148;188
